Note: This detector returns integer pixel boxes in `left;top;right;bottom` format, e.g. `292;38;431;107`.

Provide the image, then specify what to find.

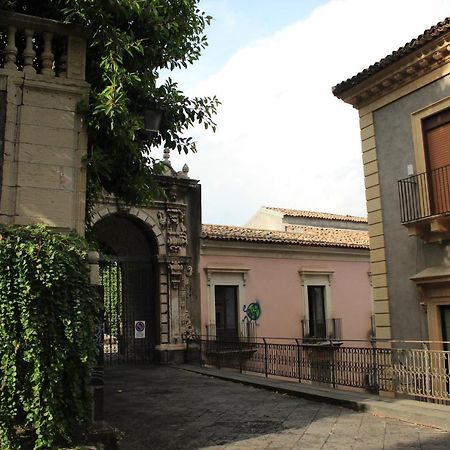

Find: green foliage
1;0;220;210
0;225;100;449
102;262;122;337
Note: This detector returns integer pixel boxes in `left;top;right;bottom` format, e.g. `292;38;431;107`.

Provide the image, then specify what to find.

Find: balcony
0;11;88;80
301;318;342;342
203;323;258;367
206;322;257;343
398;164;450;240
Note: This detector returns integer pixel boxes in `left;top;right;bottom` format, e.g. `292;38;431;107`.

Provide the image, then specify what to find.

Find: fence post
330;340;336;389
370;338;378;392
295;338;302;383
263;338;268;378
185;338;190;363
422;341;431;398
239;336;243;373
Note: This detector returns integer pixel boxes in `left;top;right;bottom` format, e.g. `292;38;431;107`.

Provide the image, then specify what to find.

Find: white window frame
204;266;250;332
299;268;334;337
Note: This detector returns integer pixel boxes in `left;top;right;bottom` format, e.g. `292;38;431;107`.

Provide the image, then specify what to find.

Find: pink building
200;207;372;341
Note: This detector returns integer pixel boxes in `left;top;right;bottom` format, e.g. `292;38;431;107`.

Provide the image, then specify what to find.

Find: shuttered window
423;110;450;214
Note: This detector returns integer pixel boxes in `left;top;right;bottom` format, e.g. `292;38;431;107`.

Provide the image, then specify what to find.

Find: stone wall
0;12;90;234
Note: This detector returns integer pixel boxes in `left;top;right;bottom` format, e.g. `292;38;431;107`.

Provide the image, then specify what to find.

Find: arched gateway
92;164;201;364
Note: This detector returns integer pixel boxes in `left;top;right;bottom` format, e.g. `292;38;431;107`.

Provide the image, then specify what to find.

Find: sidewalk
176;364;450;431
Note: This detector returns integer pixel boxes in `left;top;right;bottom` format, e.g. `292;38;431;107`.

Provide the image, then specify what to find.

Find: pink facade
200;241;373;341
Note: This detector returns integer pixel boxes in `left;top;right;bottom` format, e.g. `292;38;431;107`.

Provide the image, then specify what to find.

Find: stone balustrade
0;11;90;235
0;11;87;80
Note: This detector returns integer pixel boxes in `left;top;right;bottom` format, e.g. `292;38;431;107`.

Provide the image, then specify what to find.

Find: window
204;266;249;338
423;110;450;215
299;269;339;340
214;285;239;339
307;285;327;339
400;98;450;231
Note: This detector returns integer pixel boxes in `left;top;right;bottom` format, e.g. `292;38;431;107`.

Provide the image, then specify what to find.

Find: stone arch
91;203;166;255
92;208;163;364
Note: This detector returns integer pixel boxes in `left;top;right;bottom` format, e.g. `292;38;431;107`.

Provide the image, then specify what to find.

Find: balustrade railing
206;321;257;343
301;318;342;340
185;337;450;404
398;164;450;223
0;11;87;80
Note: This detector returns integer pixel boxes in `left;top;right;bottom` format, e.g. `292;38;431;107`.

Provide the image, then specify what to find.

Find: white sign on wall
134;320;146;339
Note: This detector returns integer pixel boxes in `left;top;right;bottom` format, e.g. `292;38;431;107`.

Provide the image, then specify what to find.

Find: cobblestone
104;366;450;449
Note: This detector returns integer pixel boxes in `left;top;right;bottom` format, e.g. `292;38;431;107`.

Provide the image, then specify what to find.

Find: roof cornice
333;21;450;109
201;238;369;260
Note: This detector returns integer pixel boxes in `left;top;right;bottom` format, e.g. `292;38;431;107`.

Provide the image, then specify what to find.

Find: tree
1;0;219;212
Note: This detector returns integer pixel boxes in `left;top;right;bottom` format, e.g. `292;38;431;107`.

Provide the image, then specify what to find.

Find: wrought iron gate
99;256;154;365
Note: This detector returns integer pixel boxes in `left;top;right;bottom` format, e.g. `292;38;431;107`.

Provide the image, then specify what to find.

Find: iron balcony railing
301;318;342;341
398;164;450;223
185;337;450;404
206;322;257;343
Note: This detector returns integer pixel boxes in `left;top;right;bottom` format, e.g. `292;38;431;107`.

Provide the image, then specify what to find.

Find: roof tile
333;17;450;96
264;206;367;223
202;224;369;250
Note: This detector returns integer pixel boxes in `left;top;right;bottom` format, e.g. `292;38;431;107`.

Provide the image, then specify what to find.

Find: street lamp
144;106;163;133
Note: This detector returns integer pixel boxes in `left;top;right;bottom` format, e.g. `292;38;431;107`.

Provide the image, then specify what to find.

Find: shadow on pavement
103;365;450;450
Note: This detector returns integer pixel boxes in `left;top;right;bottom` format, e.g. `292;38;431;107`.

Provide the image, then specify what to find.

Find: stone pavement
179;364;450;431
103;365;450;449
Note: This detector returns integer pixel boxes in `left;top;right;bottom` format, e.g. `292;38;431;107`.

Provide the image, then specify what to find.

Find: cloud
168;0;450;225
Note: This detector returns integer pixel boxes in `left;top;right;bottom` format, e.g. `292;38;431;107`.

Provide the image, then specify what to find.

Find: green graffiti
243;301;261;322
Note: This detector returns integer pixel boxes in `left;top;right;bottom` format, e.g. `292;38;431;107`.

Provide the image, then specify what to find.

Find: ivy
0;225;100;449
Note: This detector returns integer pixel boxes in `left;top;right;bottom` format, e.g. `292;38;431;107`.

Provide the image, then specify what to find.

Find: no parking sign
134;320;146;339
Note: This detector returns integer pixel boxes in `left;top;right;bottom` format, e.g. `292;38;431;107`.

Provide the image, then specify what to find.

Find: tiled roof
202;224;369;250
264;207;367;223
332;17;450;96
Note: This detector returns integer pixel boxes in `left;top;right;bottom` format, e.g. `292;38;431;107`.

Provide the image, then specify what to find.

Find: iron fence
185;337;450;404
398;164;450;223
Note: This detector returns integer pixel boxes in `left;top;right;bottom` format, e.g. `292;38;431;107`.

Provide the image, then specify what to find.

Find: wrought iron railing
301;318;342;340
185;337;450;404
398;164;450;223
206;322;257;343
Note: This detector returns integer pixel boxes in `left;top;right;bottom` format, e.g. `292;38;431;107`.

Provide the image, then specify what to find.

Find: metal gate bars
99;256;153;365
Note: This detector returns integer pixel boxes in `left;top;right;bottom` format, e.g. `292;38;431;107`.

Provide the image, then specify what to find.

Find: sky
164;0;450;226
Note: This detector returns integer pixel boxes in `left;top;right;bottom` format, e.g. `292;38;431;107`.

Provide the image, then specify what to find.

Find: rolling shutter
423;110;450;214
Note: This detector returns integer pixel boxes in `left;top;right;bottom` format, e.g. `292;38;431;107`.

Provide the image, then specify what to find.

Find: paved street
104;366;450;450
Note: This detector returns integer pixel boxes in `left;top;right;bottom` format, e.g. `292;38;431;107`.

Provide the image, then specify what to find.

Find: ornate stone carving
169;260;183;289
167;209;187;254
157;210;167;228
185;265;193;277
181;276;197;339
181;308;198;339
168;185;177;201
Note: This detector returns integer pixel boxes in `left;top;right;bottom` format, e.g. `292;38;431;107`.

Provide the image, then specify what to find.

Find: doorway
93;214;159;365
308;285;327;339
214;285;239;340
